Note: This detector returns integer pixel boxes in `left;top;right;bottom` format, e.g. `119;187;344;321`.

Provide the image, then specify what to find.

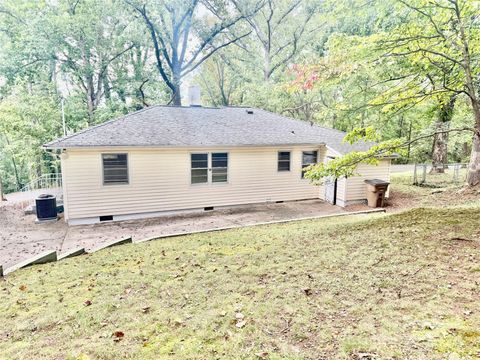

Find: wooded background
1;0;479;192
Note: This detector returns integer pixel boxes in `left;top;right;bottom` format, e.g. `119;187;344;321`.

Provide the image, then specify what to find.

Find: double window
191;152;228;184
302;151;318;178
102;153;128;185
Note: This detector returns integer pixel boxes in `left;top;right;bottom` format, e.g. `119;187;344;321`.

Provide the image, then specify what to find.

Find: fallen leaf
113;331;124;342
236;320;246;328
84;300;92;306
235;312;244;320
302;287;312;296
19;285;27;291
255;352;269;359
142;306;151;313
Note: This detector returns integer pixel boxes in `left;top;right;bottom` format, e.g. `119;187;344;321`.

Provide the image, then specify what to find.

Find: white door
324;156;337;205
325;177;337;204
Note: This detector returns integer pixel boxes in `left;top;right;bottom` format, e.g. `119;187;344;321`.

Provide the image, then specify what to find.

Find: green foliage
305;137;404;182
1;0;479;190
0;82;62;190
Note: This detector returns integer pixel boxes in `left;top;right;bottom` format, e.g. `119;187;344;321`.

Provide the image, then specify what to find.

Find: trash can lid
37;194;55;199
364;179;390;186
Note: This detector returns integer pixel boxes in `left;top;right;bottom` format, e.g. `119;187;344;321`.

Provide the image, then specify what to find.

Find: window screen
302;151;318;178
212;152;228;183
191;153;208;184
102;154;128;185
278;151;291;171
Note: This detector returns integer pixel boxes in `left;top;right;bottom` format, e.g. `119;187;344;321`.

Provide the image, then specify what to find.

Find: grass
1;204;479;359
392;168;468;189
389;172;480;209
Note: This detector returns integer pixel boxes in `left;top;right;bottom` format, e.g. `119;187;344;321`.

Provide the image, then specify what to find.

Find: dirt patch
0;199;347;269
0;204;68;269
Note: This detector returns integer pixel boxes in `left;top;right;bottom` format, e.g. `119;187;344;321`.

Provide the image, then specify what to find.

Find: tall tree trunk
431;96;456;173
407;120;413;160
0;175;4;201
466;122;480;186
4;135;21;189
172;84;182;106
454;0;480;186
430;124;449;173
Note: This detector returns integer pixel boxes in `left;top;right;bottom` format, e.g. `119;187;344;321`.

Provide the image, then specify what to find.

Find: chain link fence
412;163;468;187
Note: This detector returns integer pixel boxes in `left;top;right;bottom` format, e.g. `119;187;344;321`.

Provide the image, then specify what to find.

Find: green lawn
1;205;479;359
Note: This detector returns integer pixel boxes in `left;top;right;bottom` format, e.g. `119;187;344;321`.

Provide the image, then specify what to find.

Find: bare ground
0;199;348;269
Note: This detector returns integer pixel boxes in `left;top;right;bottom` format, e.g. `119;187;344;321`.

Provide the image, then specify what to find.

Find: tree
126;0;257;105
430;95;456;173
232;0;317;81
377;0;480;185
305;0;480;186
0;82;62;191
197;54;244;106
0;0;138;123
0;174;4;201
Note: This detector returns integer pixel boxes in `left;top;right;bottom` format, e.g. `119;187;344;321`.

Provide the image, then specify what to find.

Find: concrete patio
0;198;370;270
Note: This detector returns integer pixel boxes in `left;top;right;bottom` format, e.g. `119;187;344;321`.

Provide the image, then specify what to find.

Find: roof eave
43;142;327;150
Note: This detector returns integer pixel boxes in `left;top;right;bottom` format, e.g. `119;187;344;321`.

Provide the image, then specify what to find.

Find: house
44;105;391;225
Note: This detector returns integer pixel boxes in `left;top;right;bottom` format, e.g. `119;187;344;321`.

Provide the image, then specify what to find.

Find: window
191;153;229;184
302;151;318;178
212;152;228;183
278;151;291;171
102;154;128;185
191;153;208;184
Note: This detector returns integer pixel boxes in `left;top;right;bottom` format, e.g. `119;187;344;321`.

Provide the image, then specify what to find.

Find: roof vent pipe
188;85;201;107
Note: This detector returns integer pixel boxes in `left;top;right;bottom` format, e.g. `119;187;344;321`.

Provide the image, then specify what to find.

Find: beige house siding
62;146;323;223
345;159;391;203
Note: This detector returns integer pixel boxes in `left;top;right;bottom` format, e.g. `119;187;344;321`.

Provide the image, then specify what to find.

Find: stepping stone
4;250;57;275
88;237;132;253
58;247;85;260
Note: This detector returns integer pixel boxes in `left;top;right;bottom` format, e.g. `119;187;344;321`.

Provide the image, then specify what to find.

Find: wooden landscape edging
3;250;58;275
1;209;385;277
58;247;86;260
87;237;133;253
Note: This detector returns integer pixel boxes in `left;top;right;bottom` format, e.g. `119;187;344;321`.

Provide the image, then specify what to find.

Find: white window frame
190;152;229;185
211;152;229;184
190;152;209;185
277;151;291;172
301;150;318;179
102;153;129;186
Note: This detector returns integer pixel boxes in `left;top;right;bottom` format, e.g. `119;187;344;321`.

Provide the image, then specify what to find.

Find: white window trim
277;150;292;172
211;152;229;185
301;150;319;179
190;152;209;186
101;152;130;186
190;152;229;185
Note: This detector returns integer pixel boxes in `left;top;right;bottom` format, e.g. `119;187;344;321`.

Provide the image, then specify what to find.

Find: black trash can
36;194;57;221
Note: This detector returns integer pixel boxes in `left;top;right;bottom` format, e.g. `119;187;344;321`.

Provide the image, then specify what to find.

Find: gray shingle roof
44;105;373;154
